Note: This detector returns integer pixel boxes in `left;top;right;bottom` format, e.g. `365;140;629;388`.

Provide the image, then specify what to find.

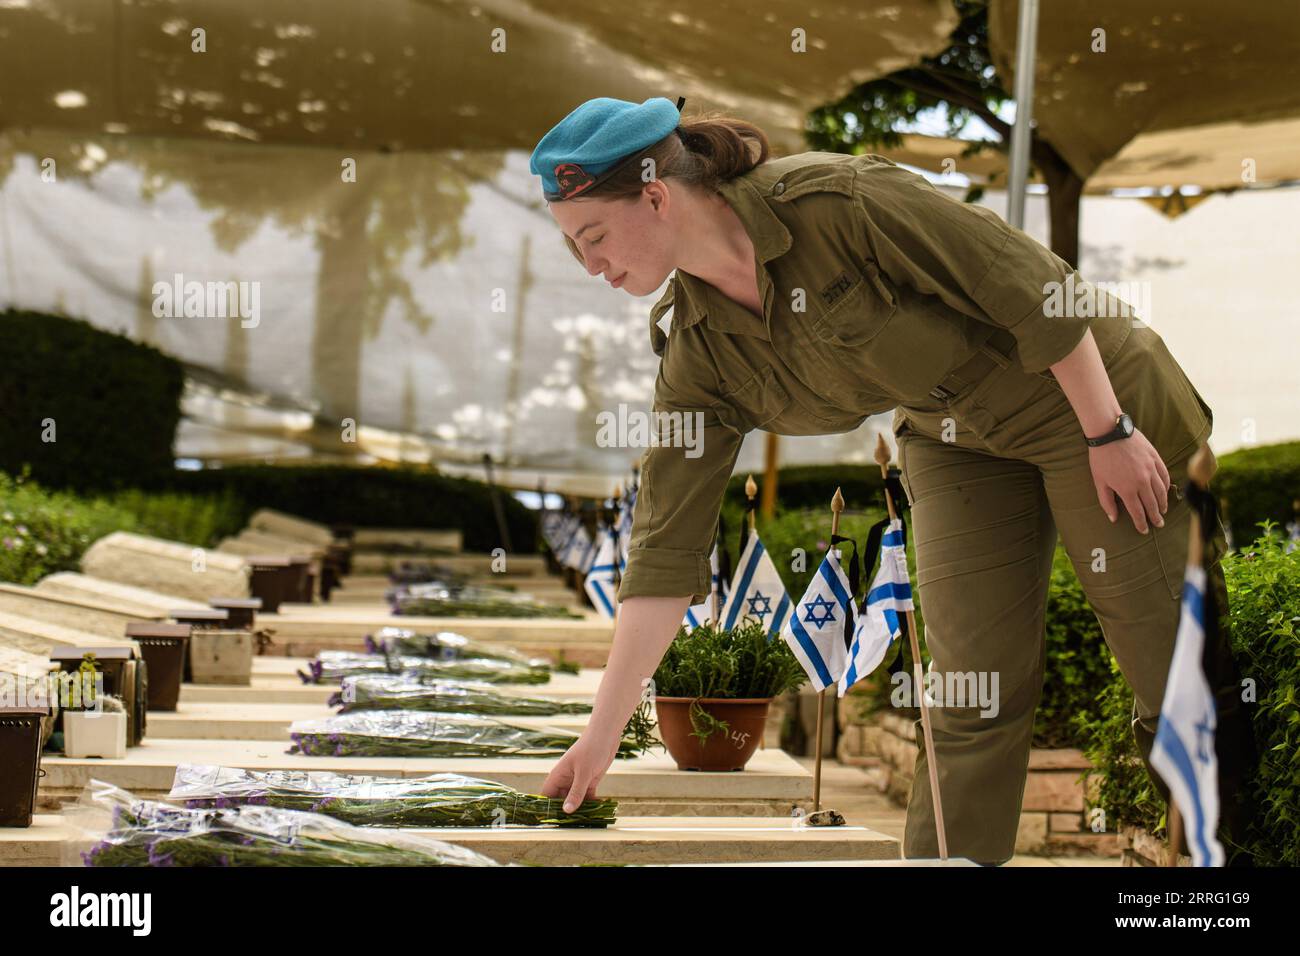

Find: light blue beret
530;96;685;201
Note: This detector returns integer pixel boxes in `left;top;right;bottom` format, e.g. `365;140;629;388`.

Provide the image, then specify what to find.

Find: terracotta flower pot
654;697;771;771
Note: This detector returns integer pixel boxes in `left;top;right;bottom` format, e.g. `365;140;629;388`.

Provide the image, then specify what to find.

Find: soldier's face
550;185;674;296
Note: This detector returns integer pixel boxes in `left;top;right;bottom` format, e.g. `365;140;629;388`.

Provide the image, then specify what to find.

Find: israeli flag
583;526;624;619
541;511;567;554
781;547;856;692
578;522;603;575
720;532;791;637
683;546;727;631
1149;564;1224;866
839;518;912;696
560;520;595;572
616;486;637;565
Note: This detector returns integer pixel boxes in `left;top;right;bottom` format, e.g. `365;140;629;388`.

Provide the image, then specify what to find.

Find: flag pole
1165;444;1215;866
811;487;845;810
875;433;948;859
744;474;758;535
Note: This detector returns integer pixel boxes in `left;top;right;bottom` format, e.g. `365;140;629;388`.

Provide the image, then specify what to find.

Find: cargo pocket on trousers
1149;481;1190;602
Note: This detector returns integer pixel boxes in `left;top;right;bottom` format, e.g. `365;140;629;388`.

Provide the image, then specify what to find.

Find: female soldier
530;96;1256;865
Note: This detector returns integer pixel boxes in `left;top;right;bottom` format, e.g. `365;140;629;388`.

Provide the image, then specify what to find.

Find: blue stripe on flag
768;593;790;639
1182;578;1204;623
867;580;912;604
723;538;766;630
787;610;835;687
590;582;615;617
1154;722;1214;865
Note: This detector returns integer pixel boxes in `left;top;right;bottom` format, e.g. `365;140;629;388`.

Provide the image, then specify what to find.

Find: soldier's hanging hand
1089;428;1172;534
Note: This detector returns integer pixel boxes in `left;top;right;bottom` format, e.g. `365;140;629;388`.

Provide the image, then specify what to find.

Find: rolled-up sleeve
851;157;1091;374
615;403;742;606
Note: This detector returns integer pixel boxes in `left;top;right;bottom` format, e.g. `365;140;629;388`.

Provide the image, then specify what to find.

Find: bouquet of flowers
168;764;617;827
390;584;583;619
297;650;552;686
70;779;501;867
387;562;467;585
329;674;592;717
287;710;653;759
364;626;579;674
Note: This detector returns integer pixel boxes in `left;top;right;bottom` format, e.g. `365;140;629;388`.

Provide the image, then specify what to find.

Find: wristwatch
1086;412;1135;447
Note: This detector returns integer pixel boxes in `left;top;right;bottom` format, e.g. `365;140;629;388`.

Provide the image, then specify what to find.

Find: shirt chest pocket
710;365;792;434
807;259;898;349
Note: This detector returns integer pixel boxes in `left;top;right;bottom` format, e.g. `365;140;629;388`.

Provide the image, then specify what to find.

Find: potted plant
652;619;807;771
62;654;127;760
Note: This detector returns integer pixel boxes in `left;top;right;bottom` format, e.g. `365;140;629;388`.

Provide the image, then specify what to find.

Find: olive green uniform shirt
615;151;1139;605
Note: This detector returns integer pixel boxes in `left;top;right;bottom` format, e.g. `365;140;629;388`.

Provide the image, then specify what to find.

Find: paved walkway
793;756;1123;867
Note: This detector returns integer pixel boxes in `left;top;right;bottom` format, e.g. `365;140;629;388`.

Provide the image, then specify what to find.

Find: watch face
1119;413;1134;436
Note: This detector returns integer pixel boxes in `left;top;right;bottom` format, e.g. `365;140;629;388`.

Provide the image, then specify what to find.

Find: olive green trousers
891;323;1258;865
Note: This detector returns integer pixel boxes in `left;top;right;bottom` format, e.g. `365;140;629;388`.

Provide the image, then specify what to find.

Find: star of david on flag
720;532;791;637
781;546;857;692
1149;563;1224;866
839;517;913;697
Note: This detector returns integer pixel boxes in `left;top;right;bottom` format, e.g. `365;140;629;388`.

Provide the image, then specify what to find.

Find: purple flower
2;537;16;551
82;840;110;866
218;854;231;867
147;841;175;867
334;744;344;756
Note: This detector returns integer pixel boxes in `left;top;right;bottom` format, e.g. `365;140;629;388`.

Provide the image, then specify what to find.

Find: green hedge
169;465;538;553
728;446;1300;551
1213;441;1300;548
0;311;183;492
0;469;246;585
725;463;888;515
1074;525;1300;866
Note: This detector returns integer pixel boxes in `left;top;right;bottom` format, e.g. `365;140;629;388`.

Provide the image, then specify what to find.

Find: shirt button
772;181;785;195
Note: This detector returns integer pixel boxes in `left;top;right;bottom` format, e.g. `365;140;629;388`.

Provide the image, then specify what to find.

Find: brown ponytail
557;109;771;265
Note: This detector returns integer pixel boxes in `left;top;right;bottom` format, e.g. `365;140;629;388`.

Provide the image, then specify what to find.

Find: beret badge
554;162;596;200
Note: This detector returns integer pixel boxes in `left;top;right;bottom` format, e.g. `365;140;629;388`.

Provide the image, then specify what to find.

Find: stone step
36;739;812;817
1;813;902;867
181;681;337;705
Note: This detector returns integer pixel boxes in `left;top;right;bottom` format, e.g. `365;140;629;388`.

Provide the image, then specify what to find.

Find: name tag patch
820;271;855;307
